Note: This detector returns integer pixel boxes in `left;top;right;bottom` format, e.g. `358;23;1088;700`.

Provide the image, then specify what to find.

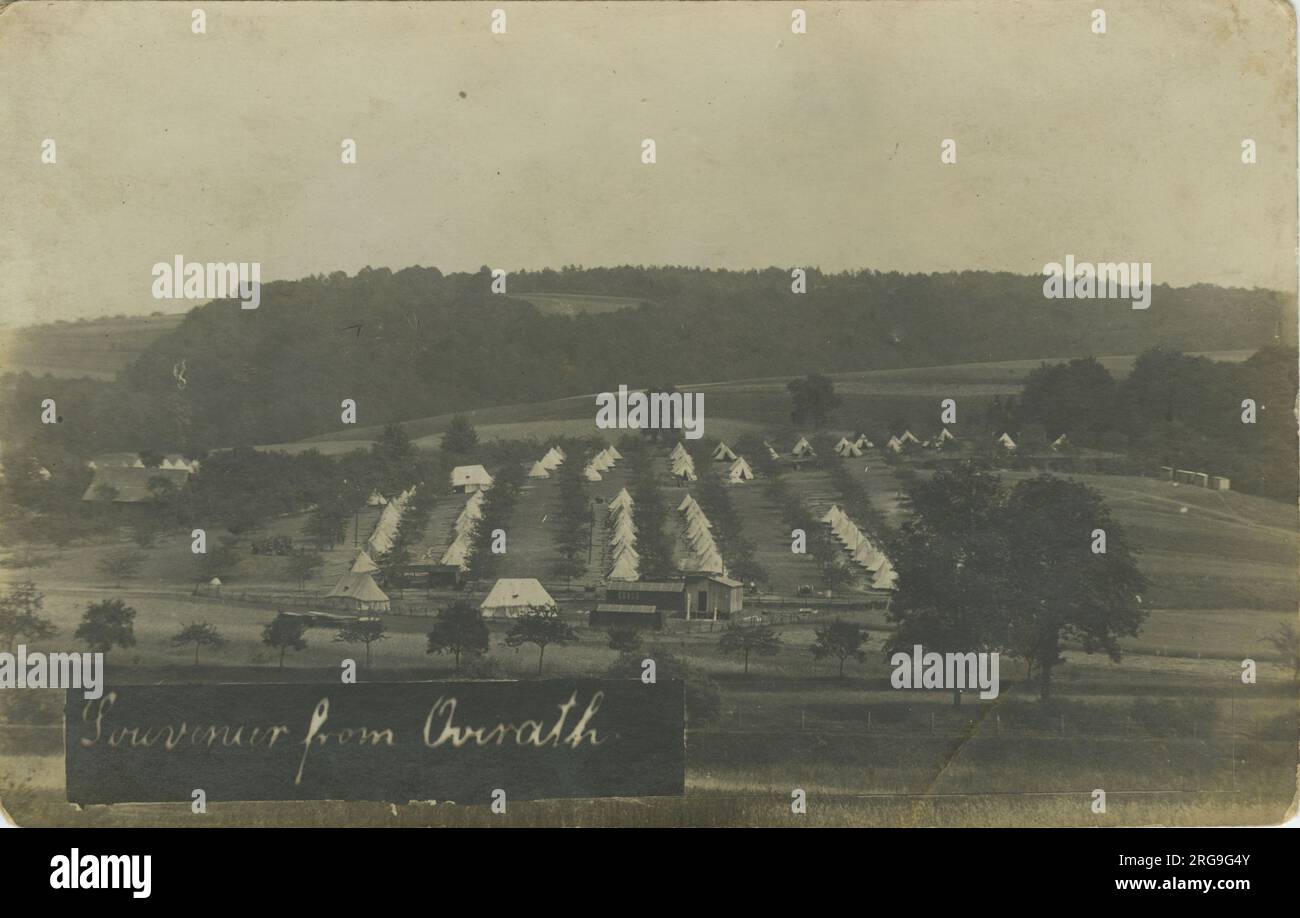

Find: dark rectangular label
65;680;684;804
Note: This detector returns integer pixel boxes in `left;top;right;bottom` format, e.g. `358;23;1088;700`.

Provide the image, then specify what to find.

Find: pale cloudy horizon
1;0;1296;328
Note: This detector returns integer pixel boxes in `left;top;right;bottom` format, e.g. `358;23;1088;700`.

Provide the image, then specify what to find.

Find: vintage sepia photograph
0;0;1296;846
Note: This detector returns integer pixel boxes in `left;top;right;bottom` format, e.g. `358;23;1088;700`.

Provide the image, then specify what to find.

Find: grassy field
0;314;184;380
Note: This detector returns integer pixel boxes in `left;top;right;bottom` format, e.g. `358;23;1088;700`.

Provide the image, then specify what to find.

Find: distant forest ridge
2;264;1295;455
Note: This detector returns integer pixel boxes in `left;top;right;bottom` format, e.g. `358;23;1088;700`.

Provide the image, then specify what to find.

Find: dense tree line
4;267;1287;467
1011;347;1298;501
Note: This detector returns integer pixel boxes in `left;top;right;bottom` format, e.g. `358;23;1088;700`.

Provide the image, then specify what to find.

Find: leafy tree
285;552;325;592
0;581;57;653
138;449;165;468
169;621;225;666
76;598;137;653
1018;357;1117;440
442;414;479;454
1002;475;1147;700
719;621;782;675
606;624;643;654
335;617;387;668
787;373;841;428
811;620;872;678
373;422;415;466
262;613;309;668
504;606;578;675
97;548;145;582
887;464;1017;705
426;601;490;673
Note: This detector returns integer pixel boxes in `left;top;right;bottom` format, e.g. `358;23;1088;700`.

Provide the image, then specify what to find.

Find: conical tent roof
609;488;633;510
366;490;388;507
480;578;556;617
792;436;814;456
886;436;903;453
610;541;640;561
936;428;955;443
605;445;623;461
677;494;698;512
590;451;612;471
440;537;471;570
606;553;640;581
871;557;898;590
997;432;1017;450
728;457;754;481
350;551;379;574
899;430;921;445
583;467;603;481
670;443;689;460
610;515;637;536
853;435;874;450
712;441;738;462
694;551;725;574
821;505;843;524
528;461;550;478
328;572;390;606
854;540;886;572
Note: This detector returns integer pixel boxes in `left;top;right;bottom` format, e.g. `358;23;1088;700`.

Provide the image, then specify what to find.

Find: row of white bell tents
607;488;633;515
822;504;892;580
583;445;623;480
440;489;486;570
453;491;484;536
528;446;569;478
367;486;416;557
606;481;638;579
677;493;726;574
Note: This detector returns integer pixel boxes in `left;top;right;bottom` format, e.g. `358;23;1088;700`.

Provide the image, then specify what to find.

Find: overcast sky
1;0;1295;327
